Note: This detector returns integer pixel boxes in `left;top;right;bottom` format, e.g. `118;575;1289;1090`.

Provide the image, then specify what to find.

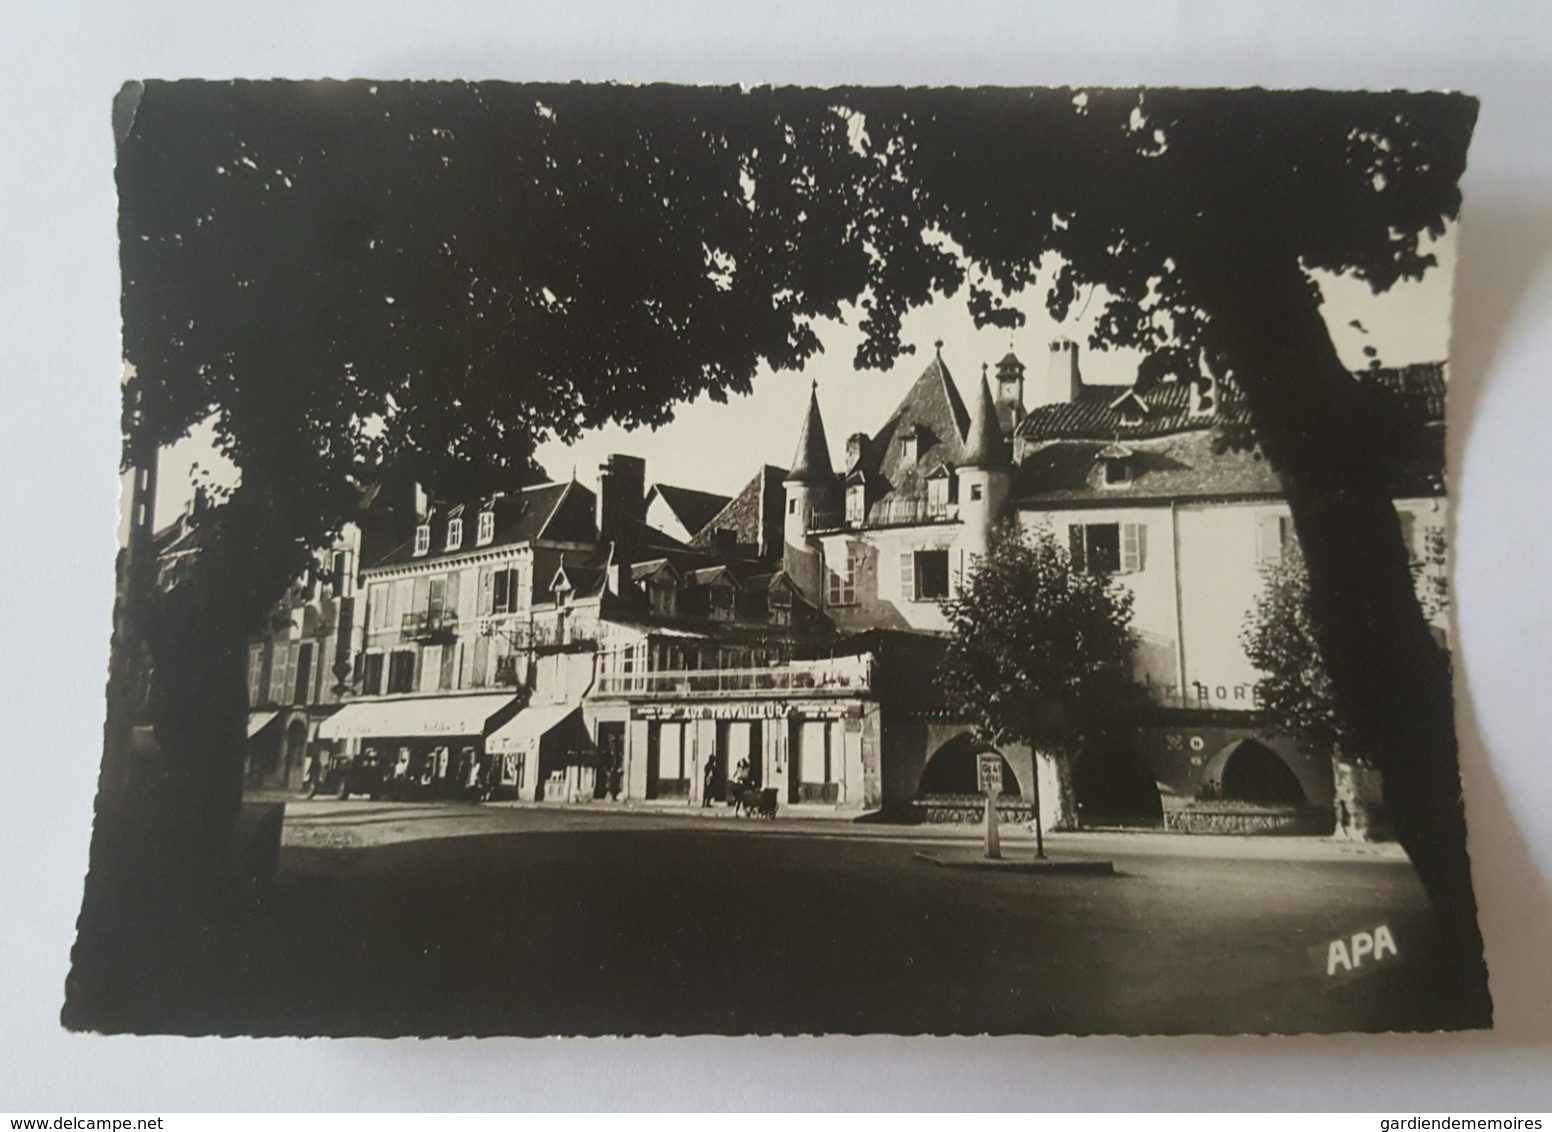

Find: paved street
123;798;1469;1038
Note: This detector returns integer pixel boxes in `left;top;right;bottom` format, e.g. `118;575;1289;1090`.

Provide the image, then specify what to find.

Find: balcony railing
810;497;958;532
400;610;459;639
594;654;873;698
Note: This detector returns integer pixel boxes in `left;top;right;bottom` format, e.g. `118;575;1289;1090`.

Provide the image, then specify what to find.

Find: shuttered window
1070;522;1147;574
1121;522;1147;574
1256;513;1295;565
899;552;914;600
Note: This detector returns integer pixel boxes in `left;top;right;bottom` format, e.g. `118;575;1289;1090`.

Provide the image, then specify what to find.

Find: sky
130;227;1457;536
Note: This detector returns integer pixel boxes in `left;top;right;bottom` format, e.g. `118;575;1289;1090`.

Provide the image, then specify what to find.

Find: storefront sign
631;700;853;722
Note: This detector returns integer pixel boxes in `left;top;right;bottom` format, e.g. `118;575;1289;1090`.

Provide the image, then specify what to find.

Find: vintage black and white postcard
68;81;1488;1037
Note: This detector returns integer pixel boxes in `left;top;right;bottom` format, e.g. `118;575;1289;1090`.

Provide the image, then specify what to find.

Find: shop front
485;702;591;802
617;698;881;812
316;691;525;801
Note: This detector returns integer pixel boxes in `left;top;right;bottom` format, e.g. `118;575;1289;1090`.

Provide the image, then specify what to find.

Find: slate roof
1013;426;1446;505
787;385;835;485
646;483;732;539
1014;363;1445;443
847;348;973;514
370;479;597;569
689;465;786;559
961;369;1012;468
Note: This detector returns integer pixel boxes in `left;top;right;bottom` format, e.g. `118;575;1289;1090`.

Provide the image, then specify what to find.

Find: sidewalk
266;788;1410;863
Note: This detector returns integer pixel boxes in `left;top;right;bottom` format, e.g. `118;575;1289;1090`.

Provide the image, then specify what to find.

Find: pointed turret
955;364;1015;577
786;382;834;486
961;365;1012;469
782;382;837;606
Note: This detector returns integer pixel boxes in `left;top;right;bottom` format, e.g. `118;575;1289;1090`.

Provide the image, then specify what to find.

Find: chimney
845;433;868;474
412;482;430;521
711;528;738;558
596;454;646;542
190;485;209;517
1047;338;1082;405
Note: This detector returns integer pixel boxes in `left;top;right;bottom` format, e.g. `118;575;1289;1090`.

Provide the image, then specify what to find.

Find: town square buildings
136;339;1449;835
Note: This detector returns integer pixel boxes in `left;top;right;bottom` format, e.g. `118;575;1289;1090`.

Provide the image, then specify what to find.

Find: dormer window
926;467;956;518
1096;443;1136;488
445;518;463;551
413;524;431;556
649;577;677;617
846;483;866;525
900;427;919;463
477;509;495;546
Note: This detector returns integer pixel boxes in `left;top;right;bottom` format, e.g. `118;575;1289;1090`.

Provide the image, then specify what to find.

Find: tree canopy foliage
112;84;1485;1003
1242;545;1350;758
940;524;1141;755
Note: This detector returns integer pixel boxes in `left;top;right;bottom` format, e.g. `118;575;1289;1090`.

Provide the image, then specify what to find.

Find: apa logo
1312;924;1400;982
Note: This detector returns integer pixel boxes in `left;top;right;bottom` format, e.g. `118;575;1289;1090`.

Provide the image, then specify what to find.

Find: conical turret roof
786;383;835;485
961;367;1012;469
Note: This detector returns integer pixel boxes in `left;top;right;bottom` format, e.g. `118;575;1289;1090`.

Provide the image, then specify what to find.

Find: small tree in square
940;522;1142;850
1242;543;1388;840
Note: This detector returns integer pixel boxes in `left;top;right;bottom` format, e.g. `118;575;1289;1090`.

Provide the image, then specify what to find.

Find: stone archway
1072;745;1164;827
1200;738;1306;806
918;733;1021;797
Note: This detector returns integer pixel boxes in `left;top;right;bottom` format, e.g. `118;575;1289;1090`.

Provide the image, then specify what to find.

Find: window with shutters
387;650;417;694
247;644;266;707
470;634;490;688
477;509;495;546
827;550;858;606
361;652;384;696
419;645;442;694
845;483;866;525
1121;522;1147;573
268;641;296;705
368;583;392;631
439;642;458;690
293;643;314;704
710;581;736;621
1068;522;1146;574
901;548;949;601
1255;513;1295;565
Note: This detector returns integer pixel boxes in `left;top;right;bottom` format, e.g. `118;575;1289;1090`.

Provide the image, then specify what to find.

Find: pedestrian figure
703;753;719;807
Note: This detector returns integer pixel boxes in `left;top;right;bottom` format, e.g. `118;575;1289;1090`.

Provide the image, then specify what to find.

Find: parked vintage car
308;749;388;800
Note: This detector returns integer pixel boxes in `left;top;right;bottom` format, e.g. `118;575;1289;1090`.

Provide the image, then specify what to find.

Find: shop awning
246;710;280;739
486;703;582;755
316;693;521;742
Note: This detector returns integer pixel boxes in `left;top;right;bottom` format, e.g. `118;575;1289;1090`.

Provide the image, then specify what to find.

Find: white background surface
2;0;1551;1112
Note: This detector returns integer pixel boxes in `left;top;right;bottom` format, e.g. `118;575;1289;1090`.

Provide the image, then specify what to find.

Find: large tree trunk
1190;247;1490;1025
66;503;292;1031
